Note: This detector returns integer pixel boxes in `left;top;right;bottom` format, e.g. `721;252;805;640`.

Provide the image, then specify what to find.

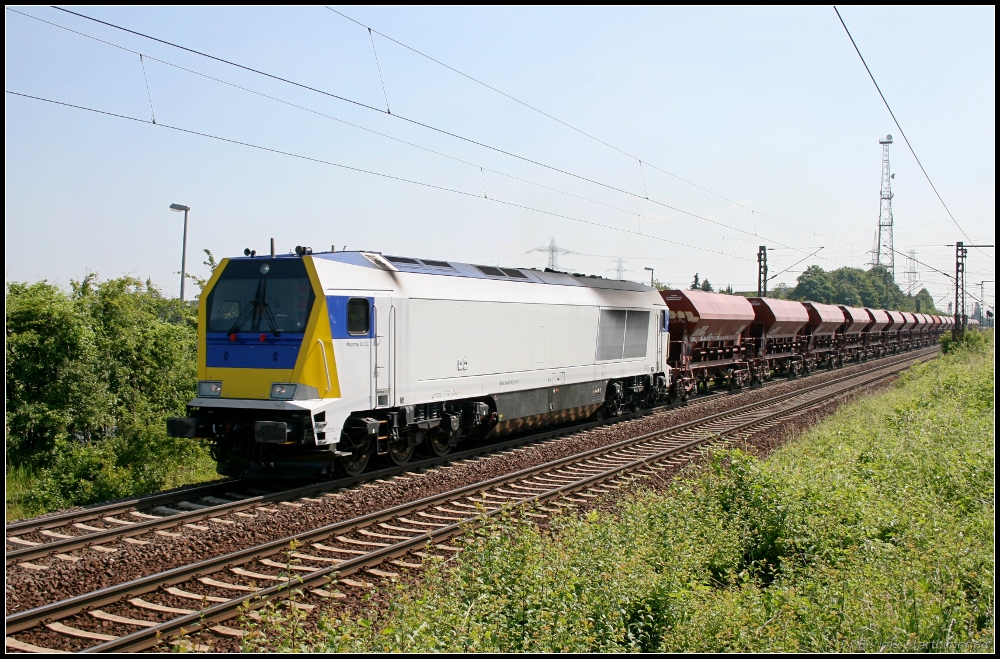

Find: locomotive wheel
387;437;415;465
338;442;373;477
425;432;452;457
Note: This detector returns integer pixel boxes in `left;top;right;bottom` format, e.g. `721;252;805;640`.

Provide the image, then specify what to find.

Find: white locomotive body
168;251;670;477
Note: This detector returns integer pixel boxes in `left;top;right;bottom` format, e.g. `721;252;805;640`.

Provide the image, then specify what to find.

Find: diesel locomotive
167;250;671;477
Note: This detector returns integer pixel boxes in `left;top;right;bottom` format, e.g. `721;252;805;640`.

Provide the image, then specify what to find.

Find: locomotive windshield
206;259;315;334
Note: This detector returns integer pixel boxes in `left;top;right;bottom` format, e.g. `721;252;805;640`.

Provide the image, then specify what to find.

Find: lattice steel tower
871;134;895;279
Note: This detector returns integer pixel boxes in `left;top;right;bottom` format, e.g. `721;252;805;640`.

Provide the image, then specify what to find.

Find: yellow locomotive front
167;254;341;477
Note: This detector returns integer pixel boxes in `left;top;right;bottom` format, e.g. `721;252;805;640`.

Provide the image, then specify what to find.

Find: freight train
166;249;949;478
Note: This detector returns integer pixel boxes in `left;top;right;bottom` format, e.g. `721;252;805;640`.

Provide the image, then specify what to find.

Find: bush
5;276;215;519
940;328;992;354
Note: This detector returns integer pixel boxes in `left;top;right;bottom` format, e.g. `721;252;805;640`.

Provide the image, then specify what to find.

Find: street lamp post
170;203;190;301
644;267;654;288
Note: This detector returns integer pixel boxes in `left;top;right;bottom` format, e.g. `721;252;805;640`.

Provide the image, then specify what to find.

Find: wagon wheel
425;431;452;457
338;435;373;477
386;432;415;465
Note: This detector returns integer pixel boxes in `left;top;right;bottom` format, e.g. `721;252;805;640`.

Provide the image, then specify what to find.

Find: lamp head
170;203;190;212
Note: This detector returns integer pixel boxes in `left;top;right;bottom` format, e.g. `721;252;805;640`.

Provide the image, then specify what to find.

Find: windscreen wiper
227;279;282;336
258;299;282;337
228;279;263;335
249;279;283;337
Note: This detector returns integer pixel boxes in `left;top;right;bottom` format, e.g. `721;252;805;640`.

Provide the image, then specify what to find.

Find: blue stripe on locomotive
206;333;302;369
326;295;374;339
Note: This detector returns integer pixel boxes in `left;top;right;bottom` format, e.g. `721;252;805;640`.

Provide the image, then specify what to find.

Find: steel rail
5;348;935;644
83;350;931;652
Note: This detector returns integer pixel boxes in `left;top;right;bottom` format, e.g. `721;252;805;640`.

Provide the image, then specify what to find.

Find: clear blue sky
5;6;995;309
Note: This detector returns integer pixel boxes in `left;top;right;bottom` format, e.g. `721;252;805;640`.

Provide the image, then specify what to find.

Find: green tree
72;275;197;420
6;275;211;516
791;265;913;311
792;266;835;303
771;282;790;299
184;249;219;296
5;282;111;464
912;288;938;314
690;273;701;290
700;279;714;292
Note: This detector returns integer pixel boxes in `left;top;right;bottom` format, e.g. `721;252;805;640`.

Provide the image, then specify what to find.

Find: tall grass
300;335;993;653
5;435;218;521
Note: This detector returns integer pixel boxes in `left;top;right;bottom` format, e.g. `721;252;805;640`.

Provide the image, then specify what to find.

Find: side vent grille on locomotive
501;268;528;279
597;309;650;360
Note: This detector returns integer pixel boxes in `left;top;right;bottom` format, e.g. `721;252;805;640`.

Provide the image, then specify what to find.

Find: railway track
4;413;663;567
4;355;781;567
4;347;937;653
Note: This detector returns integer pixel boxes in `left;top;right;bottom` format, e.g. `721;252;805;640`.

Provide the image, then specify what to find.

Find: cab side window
347;298;370;335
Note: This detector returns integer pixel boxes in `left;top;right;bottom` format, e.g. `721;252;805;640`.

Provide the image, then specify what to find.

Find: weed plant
239;539;314;653
307;334;994;653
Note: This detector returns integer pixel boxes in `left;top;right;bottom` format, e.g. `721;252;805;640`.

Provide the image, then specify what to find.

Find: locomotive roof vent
420;259;454;270
386;255;421;265
475;265;506;277
385;255;457;271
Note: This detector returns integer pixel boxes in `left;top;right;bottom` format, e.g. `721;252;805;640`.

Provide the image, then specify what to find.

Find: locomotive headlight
270;383;298;400
198;380;222;397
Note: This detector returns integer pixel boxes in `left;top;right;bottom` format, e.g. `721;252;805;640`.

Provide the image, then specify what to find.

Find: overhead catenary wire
6;7;746;246
833;6;981;255
6;89;746;260
323;5;868;253
324;8;992;304
768;247;825;282
887;245;954;281
367;27;391;114
6;9;975;306
138;54;156;123
47;5;831;261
